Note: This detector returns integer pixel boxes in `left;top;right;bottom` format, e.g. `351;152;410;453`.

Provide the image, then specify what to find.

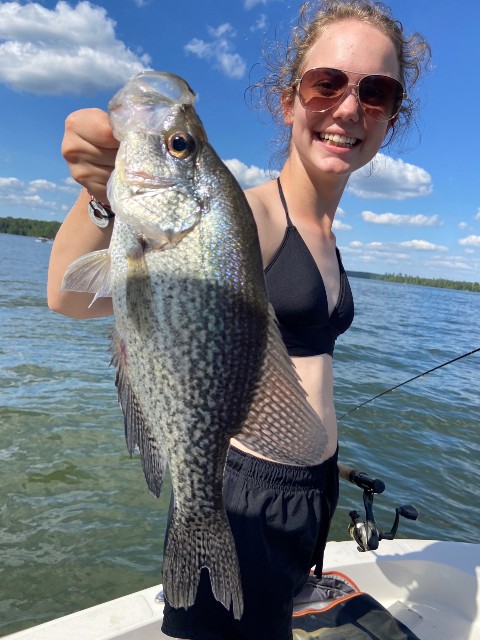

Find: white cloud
459;235;480;247
361;211;439;226
0;177;22;189
400;240;447;251
344;241;410;261
475;208;480;221
348;153;433;200
428;257;473;272
333;220;352;231
223;158;277;188
28;179;58;192
184;24;246;79
250;14;268;32
244;0;267;8
458;221;469;230
0;1;150;94
348;238;447;253
0;175;78;215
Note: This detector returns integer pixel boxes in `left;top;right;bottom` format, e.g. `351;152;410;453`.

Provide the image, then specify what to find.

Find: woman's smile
315;131;360;148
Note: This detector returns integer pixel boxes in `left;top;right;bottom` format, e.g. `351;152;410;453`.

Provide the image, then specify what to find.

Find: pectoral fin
61;249;112;306
236;305;329;466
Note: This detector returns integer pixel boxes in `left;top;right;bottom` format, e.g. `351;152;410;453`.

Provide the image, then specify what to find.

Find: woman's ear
386;114;398;135
281;91;295;126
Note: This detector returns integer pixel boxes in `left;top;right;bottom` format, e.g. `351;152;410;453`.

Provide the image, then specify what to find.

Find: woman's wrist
86;190;115;228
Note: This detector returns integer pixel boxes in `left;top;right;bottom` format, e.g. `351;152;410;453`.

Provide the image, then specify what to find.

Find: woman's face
284;19;401;179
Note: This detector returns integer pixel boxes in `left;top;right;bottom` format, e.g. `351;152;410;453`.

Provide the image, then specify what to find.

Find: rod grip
338;463;385;494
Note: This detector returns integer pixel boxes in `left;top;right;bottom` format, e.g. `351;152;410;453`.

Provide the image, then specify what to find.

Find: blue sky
0;0;479;281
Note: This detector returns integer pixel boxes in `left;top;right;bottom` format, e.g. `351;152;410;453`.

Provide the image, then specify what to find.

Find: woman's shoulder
244;179;287;264
244;179;278;226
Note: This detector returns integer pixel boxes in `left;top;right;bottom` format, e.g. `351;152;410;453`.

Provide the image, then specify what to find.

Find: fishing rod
338;346;480;421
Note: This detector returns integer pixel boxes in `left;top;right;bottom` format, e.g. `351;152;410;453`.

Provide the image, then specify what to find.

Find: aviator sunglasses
294;67;406;122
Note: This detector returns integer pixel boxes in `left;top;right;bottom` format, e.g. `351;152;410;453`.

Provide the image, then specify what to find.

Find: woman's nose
331;86;361;122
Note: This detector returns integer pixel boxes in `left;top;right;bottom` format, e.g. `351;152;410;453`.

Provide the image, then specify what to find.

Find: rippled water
1;233;479;635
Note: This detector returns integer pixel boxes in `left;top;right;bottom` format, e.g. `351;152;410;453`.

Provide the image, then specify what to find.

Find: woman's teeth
318;132;357;147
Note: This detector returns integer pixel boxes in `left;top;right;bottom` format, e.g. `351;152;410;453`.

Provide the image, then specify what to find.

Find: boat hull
5;540;480;640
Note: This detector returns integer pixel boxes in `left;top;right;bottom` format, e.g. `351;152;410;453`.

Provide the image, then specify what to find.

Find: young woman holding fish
48;1;429;638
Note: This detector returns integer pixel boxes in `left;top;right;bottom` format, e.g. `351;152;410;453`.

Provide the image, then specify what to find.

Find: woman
48;1;429;638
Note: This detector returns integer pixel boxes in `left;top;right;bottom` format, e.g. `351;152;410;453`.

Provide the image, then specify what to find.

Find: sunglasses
294;67;406;122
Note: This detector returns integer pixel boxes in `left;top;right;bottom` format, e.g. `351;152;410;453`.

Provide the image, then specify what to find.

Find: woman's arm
47;188;115;318
47;109;119;318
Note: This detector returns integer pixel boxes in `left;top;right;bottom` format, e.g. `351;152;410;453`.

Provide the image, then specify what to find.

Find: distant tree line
381;273;480;292
0;216;61;239
348;270;480;293
1;217;478;292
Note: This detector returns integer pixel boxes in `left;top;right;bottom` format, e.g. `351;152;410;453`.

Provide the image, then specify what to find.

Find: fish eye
167;131;196;159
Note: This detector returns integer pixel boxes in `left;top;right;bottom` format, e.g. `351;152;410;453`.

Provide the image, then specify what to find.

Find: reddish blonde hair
249;0;431;165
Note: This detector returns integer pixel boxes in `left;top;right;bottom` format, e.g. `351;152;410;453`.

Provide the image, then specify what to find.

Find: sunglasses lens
298;68;349;112
358;75;404;121
297;68;404;121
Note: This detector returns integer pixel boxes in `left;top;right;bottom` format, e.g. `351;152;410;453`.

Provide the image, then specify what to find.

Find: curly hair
248;0;431;167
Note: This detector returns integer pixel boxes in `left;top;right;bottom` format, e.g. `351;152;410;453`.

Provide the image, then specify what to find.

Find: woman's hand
47;108;119;318
61;108;119;203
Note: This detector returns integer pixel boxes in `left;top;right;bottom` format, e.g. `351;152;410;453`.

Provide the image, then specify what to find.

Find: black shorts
161;445;339;640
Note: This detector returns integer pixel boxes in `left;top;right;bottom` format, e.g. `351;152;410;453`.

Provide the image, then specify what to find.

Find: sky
0;0;479;281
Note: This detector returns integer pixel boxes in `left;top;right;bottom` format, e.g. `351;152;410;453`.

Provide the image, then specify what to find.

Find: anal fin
109;325;166;497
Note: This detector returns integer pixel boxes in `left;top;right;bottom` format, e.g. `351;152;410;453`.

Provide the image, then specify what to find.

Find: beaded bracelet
87;191;115;228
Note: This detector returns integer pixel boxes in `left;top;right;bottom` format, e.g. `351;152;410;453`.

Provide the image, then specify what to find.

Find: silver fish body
62;70;329;619
108;83;268;618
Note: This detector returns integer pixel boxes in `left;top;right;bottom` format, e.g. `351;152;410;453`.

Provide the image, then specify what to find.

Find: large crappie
62;70;328;618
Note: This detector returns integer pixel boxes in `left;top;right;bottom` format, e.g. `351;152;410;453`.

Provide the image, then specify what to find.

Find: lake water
1;233;479;635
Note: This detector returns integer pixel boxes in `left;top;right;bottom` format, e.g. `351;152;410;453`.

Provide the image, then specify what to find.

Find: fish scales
61;70;329;620
109;148;267;618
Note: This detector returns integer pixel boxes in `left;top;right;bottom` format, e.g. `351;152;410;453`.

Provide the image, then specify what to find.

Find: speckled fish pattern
62;71;329;619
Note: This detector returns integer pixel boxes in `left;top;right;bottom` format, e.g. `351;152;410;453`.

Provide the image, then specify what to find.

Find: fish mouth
110;169;205;246
126;171;178;190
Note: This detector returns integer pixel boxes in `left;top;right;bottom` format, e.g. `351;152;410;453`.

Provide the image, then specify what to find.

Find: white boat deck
4;539;480;640
317;539;480;640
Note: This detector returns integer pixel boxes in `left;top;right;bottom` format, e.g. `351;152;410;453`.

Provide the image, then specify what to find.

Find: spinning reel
339;464;418;552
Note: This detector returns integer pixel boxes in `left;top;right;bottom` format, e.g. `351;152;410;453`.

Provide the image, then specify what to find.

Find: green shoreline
0;216;61;240
347;271;480;293
1;217;478;292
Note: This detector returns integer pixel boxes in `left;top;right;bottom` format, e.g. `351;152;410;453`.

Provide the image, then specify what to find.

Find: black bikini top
264;178;354;357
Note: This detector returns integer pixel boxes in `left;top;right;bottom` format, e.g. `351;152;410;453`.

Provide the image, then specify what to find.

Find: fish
61;70;329;619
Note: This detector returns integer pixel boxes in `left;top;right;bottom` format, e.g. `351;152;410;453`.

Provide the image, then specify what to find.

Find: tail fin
162;510;244;620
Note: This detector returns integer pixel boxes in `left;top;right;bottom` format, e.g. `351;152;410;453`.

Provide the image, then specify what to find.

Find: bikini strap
276;177;294;227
